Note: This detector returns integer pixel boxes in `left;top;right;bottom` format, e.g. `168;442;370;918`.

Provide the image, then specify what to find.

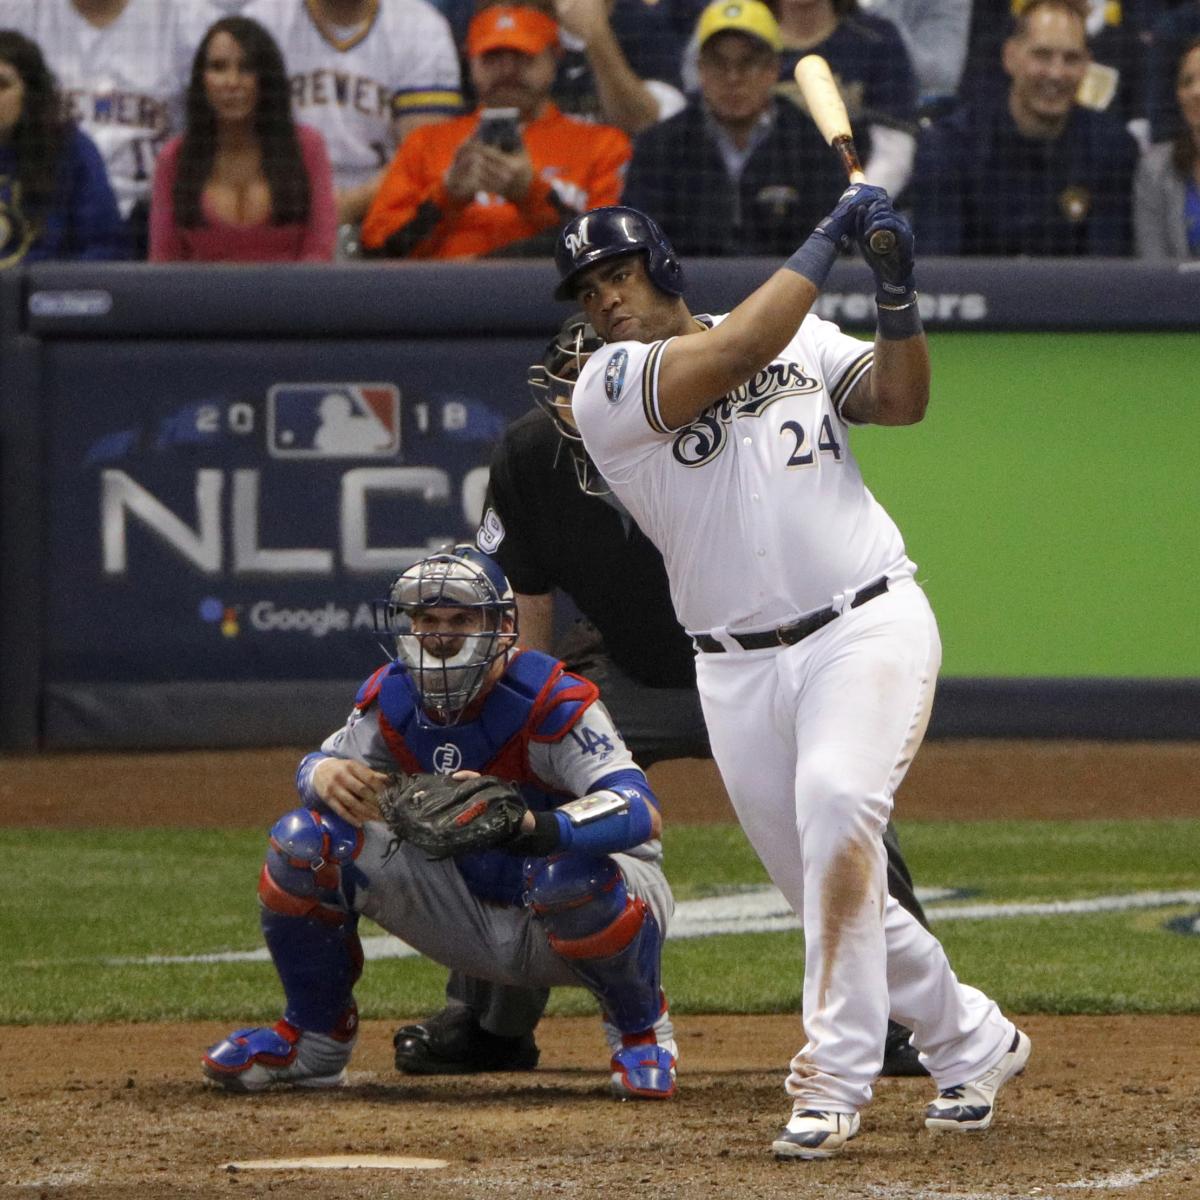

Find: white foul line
860;1145;1200;1198
107;887;1200;966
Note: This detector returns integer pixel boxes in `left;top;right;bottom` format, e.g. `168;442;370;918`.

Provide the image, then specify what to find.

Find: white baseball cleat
924;1028;1032;1132
772;1108;861;1159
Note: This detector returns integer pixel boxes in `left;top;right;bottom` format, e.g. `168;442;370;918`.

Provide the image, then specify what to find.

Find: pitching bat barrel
793;55;896;256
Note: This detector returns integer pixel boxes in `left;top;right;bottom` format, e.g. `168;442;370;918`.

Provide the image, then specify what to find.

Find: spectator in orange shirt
360;5;631;258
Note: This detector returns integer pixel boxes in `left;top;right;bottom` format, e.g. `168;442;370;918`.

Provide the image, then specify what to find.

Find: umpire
392;314;930;1078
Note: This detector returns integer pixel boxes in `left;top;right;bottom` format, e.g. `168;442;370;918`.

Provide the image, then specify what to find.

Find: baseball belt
692;576;889;654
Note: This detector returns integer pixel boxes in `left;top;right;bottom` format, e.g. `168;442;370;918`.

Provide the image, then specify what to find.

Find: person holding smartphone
360;5;631;259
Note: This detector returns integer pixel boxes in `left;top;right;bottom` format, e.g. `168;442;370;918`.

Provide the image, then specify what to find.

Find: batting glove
815;183;890;251
786;183;890;289
858;197;916;302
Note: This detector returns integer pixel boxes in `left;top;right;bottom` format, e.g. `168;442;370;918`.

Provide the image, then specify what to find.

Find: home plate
223;1154;448;1172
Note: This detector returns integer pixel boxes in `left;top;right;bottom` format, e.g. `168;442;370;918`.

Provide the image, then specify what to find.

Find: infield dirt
2;740;1198;1199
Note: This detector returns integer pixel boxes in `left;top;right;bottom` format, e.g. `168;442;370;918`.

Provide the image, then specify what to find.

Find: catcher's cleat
393;1006;539;1075
202;1018;353;1093
772;1109;861;1160
610;1036;677;1100
603;994;677;1100
924;1028;1032;1132
881;1020;929;1078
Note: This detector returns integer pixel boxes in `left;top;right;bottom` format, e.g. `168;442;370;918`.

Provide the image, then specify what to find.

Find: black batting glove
858;197;915;302
815;183;890;251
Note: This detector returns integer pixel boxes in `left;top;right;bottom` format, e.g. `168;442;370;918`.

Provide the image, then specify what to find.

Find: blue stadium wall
0;257;1196;750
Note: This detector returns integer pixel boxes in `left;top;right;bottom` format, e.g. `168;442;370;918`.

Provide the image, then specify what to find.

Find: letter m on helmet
563;216;591;258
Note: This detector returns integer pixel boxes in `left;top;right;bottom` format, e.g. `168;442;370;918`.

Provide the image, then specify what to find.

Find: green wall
851;332;1198;677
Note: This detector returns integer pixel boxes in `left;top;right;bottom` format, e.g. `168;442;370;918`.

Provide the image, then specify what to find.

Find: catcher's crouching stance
202;545;677;1100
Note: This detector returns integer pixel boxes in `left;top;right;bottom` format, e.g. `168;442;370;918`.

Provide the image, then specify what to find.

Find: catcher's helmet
374;546;517;725
554;206;684;301
527;313;610;496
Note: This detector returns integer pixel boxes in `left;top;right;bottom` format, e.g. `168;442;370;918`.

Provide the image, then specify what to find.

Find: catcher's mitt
378;772;527;861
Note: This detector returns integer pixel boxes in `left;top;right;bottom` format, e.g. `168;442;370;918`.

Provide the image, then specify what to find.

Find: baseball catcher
202;546;677;1100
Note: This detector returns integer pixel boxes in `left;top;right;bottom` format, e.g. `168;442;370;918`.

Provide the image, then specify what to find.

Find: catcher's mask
374;546;517;725
527;313;609;496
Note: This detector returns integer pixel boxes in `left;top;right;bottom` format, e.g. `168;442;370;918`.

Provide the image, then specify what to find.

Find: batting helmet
554;206;684;301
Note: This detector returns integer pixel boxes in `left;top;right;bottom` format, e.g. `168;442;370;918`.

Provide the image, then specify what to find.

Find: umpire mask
374;547;517;725
527;313;610;496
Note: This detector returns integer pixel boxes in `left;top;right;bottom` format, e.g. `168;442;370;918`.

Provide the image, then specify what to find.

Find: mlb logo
268;383;401;458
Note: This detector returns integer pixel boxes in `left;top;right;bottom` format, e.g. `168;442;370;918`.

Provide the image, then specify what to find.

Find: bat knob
868;229;896;255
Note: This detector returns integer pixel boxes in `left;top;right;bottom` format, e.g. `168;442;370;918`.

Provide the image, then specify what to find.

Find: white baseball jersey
242;0;462;192
572;314;916;637
0;0;203;218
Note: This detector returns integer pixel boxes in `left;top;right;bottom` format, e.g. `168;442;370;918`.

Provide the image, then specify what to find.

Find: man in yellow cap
361;4;630;258
621;0;845;256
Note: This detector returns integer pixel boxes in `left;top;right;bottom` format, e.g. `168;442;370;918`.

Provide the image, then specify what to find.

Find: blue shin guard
526;853;664;1035
202;807;364;1090
526;854;675;1098
257;807;365;1034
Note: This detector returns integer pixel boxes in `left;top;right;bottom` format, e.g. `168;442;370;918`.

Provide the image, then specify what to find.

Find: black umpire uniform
394;404;933;1078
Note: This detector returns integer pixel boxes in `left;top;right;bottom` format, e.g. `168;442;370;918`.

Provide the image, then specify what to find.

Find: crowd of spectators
0;0;1197;266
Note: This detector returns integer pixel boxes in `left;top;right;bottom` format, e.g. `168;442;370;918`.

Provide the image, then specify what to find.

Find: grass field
4;819;1198;1025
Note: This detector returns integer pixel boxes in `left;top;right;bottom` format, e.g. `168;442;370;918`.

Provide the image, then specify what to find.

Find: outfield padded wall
0;260;1196;749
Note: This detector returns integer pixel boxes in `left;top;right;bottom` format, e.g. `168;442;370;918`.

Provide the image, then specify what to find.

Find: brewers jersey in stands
244;0;462;192
572;313;916;639
1;0;201;218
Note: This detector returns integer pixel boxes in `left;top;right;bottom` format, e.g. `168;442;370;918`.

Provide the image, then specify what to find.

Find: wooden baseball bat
793;54;896;255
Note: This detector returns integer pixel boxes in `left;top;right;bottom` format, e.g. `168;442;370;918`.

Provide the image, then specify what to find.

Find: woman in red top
149;15;336;263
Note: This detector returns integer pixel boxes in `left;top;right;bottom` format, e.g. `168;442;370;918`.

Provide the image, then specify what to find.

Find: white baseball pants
695;577;1015;1112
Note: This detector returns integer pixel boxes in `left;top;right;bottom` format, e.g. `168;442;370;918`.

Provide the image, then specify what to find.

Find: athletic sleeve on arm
528;698;661;856
804;314;875;425
571;337;674;485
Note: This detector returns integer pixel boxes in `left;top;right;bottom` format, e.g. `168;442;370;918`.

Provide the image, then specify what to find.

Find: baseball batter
554;200;1031;1158
202;546;678;1101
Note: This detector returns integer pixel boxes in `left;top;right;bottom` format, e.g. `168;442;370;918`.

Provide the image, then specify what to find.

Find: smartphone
476;107;522;153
